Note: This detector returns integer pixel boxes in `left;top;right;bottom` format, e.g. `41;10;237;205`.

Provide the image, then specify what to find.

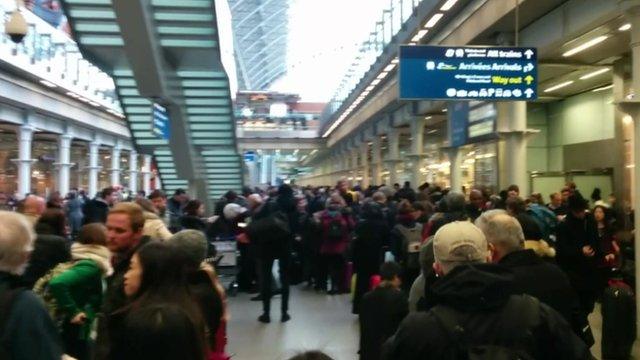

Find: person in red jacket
317;194;355;294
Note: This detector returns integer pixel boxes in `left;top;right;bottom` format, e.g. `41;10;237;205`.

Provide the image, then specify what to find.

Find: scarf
71;243;114;276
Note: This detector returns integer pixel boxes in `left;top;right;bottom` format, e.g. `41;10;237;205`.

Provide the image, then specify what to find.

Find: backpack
527;205;558;241
33;261;77;328
431;295;540;360
246;209;291;259
326;216;345;242
0;285;25;360
396;224;423;269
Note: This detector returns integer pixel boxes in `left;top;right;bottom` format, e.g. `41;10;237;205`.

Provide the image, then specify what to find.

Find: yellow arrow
524;75;534;85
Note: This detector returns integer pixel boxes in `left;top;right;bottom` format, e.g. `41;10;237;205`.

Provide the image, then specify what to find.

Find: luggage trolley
208;236;239;296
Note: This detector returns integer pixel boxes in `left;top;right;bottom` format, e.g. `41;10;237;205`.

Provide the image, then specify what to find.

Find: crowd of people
0;178;635;359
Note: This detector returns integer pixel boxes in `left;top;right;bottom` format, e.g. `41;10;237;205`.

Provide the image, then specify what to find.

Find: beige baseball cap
433;221;488;263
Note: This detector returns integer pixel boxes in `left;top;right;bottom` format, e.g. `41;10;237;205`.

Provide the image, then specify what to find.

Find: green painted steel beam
157;26;215;36
69;9;116;20
153;12;213;22
78;35;124;46
75;22;120;33
159;39;217;48
151;0;212;8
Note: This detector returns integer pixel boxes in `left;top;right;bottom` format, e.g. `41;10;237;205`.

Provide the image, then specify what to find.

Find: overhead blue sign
244;151;256;162
151;103;170;140
399;46;537;101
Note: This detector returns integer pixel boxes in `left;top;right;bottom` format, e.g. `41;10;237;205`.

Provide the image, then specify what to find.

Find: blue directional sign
399;46;537;101
244;151;256;162
151;103;170;140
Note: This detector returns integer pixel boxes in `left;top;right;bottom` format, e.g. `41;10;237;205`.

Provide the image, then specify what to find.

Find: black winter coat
382;264;591;360
499;250;587;339
556;212;602;292
0;273;63;360
353;219;389;274
82;198;109;225
360;285;408;360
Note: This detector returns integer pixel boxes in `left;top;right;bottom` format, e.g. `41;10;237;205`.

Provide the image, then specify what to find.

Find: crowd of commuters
0;178;635;359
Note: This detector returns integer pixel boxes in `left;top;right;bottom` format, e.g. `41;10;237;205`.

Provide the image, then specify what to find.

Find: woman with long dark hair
103;241;207;360
593;205;619;295
181;200;208;233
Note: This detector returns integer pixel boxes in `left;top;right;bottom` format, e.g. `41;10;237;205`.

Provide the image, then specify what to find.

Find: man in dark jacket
382;221;590;360
556;194;602;317
0;211;63;360
246;185;298;323
95;202;149;359
82;187;117;225
20;219;71;289
360;261;408;360
506;196;543;240
477;211;593;346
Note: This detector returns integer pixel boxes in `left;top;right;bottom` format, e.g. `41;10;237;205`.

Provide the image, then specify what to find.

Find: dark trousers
237;243;256;291
62;323;90;360
257;254;290;315
318;254;345;292
353;268;375;314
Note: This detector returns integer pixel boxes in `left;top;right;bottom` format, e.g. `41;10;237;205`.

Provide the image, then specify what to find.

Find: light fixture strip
424;13;444;28
579;68;610;80
440;0;458;11
562;35;608;57
544;80;574;92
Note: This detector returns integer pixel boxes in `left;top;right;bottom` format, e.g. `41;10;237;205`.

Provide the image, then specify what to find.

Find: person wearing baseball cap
382;221;590;360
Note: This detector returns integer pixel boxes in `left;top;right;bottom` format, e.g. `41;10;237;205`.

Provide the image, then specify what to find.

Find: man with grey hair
383;221;590;360
0;211;63;359
476;212;591;346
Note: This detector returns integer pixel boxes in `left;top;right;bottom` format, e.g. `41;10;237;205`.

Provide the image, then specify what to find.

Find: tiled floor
226;286;359;360
226;285;640;360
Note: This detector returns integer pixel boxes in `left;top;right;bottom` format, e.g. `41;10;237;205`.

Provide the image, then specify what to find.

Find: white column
13;124;36;197
87;141;101;198
110;144;121;187
386;128;401;186
372;136;382;185
56;134;74;197
498;102;528;194
270;154;277;185
409;117;426;188
129;151;138;193
447;148;462;193
361;142;370;188
351;147;359;179
260;154;269;185
142;155;152;195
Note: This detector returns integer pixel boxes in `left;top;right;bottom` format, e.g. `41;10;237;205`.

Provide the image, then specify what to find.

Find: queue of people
0;177;634;360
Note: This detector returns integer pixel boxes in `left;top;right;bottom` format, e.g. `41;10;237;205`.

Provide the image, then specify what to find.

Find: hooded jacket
142;211;173;241
382;263;591;360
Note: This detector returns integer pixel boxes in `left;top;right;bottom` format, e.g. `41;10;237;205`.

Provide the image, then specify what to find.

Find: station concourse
0;0;639;359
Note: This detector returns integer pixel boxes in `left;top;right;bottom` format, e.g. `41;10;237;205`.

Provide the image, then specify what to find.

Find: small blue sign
399;46;537;101
244;151;256;162
151;103;170;140
449;102;468;147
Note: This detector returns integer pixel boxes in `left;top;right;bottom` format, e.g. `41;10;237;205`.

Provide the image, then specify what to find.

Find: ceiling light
623;115;633;125
442;108;447;112
376;71;389;80
40;80;57;88
619;23;631;31
391;57;399;64
371;79;381;86
579;68;610;80
411;29;429;43
440;0;458;10
425;116;432;120
383;63;397;72
562;35;608;57
592;84;613;92
544;80;574;92
424;13;444;28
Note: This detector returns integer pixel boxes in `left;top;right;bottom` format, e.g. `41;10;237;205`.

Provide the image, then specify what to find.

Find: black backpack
431;295;540;360
0;286;25;360
326;216;345;242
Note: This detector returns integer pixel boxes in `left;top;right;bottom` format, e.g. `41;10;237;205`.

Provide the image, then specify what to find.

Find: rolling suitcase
601;280;635;360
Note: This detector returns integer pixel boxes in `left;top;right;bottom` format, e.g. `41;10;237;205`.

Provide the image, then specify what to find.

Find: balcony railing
0;1;123;117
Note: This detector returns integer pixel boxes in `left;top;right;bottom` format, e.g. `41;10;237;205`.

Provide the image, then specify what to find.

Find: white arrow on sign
525;88;534;98
524;49;534;59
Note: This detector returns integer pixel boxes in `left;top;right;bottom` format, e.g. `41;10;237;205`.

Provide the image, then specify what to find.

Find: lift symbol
524;49;534;59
